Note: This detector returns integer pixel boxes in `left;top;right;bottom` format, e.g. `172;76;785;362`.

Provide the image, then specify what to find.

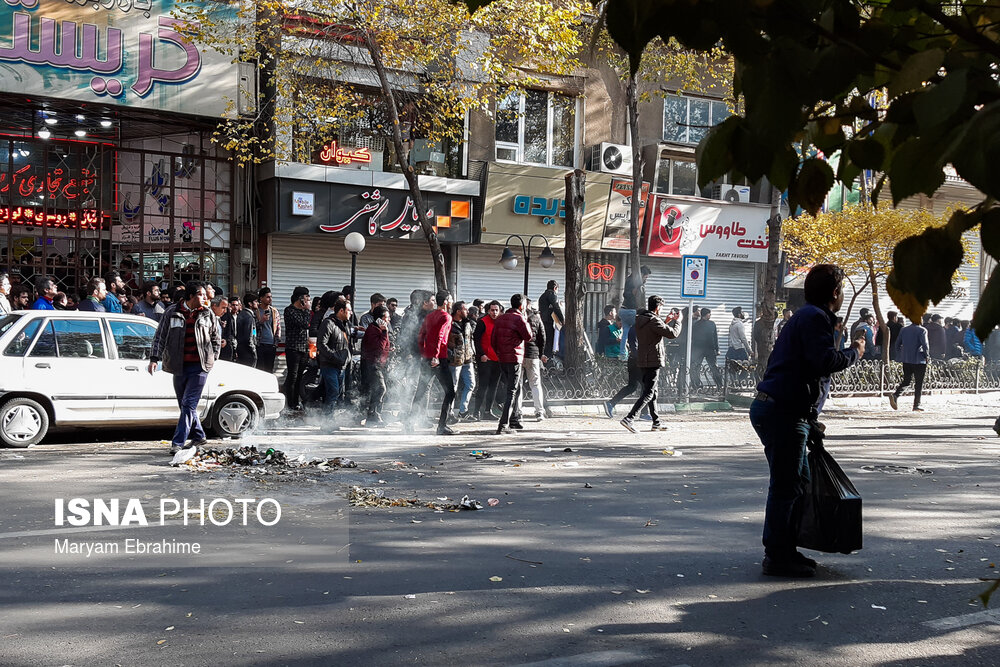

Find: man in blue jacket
889;316;929;412
750;264;864;577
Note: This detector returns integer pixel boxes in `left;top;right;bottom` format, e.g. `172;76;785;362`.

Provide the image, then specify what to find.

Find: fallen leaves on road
171;445;358;472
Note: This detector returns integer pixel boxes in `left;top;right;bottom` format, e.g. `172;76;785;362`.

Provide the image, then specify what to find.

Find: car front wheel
211;394;259;439
0;397;50;448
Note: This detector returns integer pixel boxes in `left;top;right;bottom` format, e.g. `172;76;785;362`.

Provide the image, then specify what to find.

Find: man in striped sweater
149;280;222;454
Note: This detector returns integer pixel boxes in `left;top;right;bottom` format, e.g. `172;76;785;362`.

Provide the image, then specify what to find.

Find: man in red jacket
408;290;457;435
472;300;503;420
491;293;533;434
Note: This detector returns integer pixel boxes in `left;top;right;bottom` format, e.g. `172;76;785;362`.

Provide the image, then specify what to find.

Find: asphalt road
2;394;1000;666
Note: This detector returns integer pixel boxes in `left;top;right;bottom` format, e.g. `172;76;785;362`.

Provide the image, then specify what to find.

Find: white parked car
0;310;284;447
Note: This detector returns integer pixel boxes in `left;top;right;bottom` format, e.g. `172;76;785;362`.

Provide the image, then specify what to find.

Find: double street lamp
344;232;366;307
498;233;556;296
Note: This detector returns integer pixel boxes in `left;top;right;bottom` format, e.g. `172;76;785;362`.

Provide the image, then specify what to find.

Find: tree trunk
626;73;643;275
868;261;889;362
363;31;450;294
564;169;587;371
841;274;871;328
757;186;782;371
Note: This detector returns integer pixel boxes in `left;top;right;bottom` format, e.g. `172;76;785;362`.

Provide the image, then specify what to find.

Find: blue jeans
320;367;344;408
172;364;208;448
620;308;637;351
749;398;811;560
450;363;476;414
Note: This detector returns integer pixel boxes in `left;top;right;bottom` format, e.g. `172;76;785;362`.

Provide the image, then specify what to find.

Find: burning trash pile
349;486;485;512
170;445;357;472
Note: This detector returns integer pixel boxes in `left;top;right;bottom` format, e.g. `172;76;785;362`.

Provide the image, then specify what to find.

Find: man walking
690;307;723;391
148;281;221;455
361;304;391;426
620;295;681;433
234;294;258;367
889;316;929;412
750;264;864;577
317;299;351;411
256;287;281;373
472;300;503;420
492;293;532;434
537;280;564;360
448;301;477;421
520;300;550;421
283;286;312;413
410;290;456;435
620;265;651;347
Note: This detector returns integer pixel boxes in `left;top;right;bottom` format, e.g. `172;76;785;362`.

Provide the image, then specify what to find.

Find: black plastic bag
797;431;863;554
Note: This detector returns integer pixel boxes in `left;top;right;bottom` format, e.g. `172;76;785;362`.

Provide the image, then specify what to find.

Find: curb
545;401;733;417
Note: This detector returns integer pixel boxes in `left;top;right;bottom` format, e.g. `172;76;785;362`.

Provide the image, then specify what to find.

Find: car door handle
124;366;140;372
34;362;50;369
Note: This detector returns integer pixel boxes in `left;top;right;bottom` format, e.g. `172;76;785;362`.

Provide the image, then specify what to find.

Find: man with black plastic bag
750;264;864;577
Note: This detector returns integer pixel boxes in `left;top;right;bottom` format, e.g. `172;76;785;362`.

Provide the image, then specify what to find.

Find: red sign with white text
643;195;771;263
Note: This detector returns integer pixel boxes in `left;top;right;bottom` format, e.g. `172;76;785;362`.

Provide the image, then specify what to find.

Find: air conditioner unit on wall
590;142;633;176
712;183;751;203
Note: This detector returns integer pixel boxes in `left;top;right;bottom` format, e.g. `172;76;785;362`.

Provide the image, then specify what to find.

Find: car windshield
0;314;24;337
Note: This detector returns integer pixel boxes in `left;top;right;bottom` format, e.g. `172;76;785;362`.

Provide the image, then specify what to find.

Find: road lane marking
923;609;1000;631
511;651;660;667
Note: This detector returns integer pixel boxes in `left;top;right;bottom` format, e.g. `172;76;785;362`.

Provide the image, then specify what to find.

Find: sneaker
496;426;512;435
603;401;614;419
169;444;181;455
436;426;456;435
888;393;898;410
535;413;545;422
187;438;208;449
639;414;654;421
509;421;524;430
463;413;480;423
447;414;459;425
651;422;667;431
912;406;925;412
620;418;636;433
762;555;815;578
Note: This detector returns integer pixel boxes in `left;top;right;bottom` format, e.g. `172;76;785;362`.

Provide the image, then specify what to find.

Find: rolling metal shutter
642;257;758;364
455;245;567;305
268;234;439;313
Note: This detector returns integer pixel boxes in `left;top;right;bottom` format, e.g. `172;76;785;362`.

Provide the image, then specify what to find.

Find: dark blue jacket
31;296;54;310
757;303;859;418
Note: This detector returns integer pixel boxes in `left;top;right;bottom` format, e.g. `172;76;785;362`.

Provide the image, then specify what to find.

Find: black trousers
256;344;276;373
498;362;523;427
409;361;456;429
690;348;722;388
236;343;257;368
609;358;642;406
543;323;556;358
219;341;235;361
283;349;307;410
362;360;386;421
893;362;927;407
626;367;659;423
474;360;501;418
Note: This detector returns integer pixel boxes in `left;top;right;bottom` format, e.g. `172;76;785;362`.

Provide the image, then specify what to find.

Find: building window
662;94;730;144
655;158;699;196
495;89;578;168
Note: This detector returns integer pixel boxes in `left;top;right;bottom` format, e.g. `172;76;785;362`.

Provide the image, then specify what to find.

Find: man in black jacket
620;295;681;433
537;280;564;360
283;286;312;412
317;299;351;410
690;307;723;391
234;294;258;367
519;302;551;421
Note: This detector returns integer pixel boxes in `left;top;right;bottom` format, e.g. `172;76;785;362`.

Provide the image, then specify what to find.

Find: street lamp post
499;234;556;296
344;232;366;307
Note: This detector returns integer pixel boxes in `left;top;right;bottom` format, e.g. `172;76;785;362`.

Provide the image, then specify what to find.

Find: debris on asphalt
171;445;358;472
489;576;503;582
470;450;492;459
871;604;887;610
563;447;573;452
348;486;485;511
488;498;500;507
661;450;682;456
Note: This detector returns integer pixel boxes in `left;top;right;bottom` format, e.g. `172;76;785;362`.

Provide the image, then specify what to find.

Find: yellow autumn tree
173;0;588;291
784;203;968;358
